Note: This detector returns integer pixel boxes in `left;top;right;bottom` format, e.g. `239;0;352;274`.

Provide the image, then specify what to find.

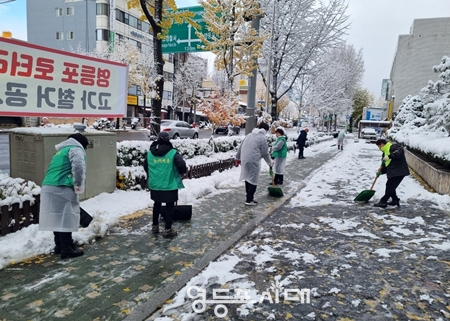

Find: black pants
54;232;73;251
380;176;405;203
298;145;305;158
274;174;283;184
245;181;257;202
153;201;174;230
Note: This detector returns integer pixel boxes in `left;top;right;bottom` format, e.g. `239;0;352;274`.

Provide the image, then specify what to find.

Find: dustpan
268;166;283;197
354;175;378;202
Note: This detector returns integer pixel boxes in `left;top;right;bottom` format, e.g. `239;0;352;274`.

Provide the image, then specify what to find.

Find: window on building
169;54;174;63
129;15;138;28
116;9;124;22
56;32;64;40
66;7;74;15
124;13;129;25
142;21;150;33
56;8;63;16
163;90;172;100
96;3;109;16
167;73;173;82
66;31;74;40
96;29;109;41
117;33;124;41
128;38;138;47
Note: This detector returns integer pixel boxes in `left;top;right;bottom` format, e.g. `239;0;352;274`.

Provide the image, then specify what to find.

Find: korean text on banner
0;37;128;118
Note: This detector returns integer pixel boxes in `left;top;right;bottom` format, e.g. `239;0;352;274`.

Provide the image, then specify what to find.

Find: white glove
74;186;84;194
270;161;274;167
383;156;389;161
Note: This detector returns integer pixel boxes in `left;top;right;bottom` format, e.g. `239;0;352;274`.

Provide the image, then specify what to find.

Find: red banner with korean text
0;37;128;117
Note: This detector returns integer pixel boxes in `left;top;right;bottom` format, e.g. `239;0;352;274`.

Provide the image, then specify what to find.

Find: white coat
39;138;86;232
337;131;345;145
236;128;271;185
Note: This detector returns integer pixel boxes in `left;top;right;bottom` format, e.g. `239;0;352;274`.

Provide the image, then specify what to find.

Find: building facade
26;0;174;122
390;17;450;111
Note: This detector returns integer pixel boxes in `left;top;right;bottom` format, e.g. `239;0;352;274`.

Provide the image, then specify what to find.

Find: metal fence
0;195;40;237
187;158;236;179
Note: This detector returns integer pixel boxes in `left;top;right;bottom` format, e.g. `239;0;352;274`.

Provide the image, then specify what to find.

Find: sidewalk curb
123;182;306;321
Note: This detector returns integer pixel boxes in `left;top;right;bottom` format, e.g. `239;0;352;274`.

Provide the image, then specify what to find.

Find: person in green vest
271;128;288;185
143;132;187;238
39;133;88;259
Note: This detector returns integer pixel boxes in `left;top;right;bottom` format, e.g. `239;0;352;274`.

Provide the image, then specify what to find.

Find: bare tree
259;0;350;120
308;44;365;131
173;54;208;122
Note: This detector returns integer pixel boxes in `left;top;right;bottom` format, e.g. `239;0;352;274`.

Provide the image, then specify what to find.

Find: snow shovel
354;175;379;203
268;166;283;197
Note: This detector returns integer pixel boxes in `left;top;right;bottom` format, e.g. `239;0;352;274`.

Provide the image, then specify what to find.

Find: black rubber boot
387;199;400;207
373;202;387;208
53;232;61;254
60;232;84;259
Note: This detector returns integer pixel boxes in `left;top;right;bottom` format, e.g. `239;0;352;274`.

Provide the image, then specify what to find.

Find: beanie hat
157;131;170;141
68;133;89;149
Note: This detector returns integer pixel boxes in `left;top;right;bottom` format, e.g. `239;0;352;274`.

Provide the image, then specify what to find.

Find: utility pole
245;11;261;135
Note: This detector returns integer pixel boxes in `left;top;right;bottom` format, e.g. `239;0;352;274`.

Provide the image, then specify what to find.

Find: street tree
127;0;197;132
173;54;208;122
198;0;266;91
258;0;349;120
351;88;375;124
308;44;364;130
197;91;246;134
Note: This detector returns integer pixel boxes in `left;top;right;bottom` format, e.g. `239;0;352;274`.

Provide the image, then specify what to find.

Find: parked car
215;124;240;135
360;128;378;140
147;120;199;139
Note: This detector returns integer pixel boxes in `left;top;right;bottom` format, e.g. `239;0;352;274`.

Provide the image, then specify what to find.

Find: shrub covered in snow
116;167;147;191
0;172;41;208
388;55;450;168
117;137;243;167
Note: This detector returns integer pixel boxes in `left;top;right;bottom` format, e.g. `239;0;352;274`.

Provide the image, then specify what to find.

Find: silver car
149;120;199;139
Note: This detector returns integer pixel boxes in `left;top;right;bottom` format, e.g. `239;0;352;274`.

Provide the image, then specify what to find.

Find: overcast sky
1;0;449;98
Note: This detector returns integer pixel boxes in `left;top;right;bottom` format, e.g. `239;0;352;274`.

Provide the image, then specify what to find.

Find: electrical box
9;129;117;200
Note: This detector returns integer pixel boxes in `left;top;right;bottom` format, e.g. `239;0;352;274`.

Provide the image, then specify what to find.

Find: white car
148;120;199;139
360;128;378;140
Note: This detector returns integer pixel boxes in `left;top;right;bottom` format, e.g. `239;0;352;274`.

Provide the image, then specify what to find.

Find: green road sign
162;6;213;54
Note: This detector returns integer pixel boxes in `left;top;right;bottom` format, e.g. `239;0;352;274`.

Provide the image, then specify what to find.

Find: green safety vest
272;136;288;158
42;145;83;187
381;142;392;167
147;149;184;190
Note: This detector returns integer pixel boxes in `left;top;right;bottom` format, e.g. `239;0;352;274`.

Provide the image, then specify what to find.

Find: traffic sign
162;6;213;54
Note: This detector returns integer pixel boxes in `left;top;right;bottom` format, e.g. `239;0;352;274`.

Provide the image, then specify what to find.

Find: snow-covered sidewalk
146;135;450;321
